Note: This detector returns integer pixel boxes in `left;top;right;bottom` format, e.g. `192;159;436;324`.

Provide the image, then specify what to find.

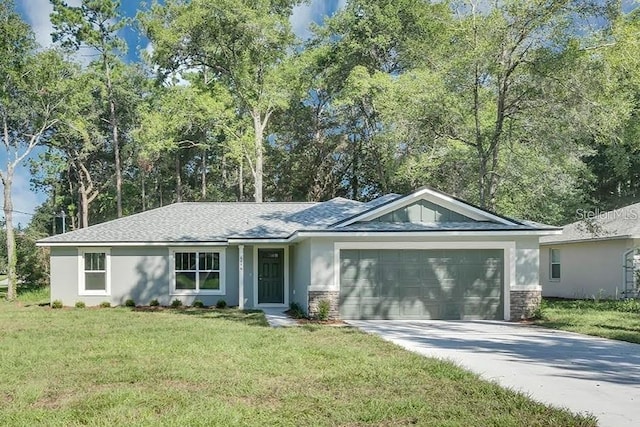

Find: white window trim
169;247;226;295
549;248;561;282
332;241;516;321
78;248;111;296
253;245;289;308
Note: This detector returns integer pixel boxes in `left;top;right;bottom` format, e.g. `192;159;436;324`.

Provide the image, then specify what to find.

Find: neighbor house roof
540;202;640;245
37;189;558;246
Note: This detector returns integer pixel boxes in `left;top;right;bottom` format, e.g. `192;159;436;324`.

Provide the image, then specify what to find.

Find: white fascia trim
228;238;291;244
78;247;111;297
38;241;229;247
335;188;515;227
253;245;289;308
539;235;633;246
294;230;560;239
332;241;516;321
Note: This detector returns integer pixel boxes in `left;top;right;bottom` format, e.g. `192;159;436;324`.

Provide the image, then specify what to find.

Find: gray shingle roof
540;202;640;244
38;191;555;245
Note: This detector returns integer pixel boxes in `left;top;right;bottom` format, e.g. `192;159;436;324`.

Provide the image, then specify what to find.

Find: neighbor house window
78;248;110;295
171;249;225;294
550;248;561;281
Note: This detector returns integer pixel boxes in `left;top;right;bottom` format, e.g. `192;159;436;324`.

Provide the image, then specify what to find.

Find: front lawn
0;304;595;426
535;298;640;344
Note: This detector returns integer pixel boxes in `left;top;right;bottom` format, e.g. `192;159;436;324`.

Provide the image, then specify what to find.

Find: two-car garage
339;248;504;320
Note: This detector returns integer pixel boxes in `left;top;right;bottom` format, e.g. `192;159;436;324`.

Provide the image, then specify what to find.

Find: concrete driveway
347;320;640;427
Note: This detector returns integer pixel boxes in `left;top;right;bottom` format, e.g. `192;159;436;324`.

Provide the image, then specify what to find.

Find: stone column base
308;291;339;320
510;289;541;320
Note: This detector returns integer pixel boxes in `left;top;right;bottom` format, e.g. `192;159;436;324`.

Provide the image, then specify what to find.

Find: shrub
215;299;227;309
149;299;159;307
317;299;330;321
99;301;111;308
289;302;306;319
124;299;136;308
75;301;86;309
171;299;183;308
193;299;205;308
51;300;63;309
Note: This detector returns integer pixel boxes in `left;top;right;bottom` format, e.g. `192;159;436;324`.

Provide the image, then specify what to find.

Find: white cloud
21;0;82;48
290;0;346;40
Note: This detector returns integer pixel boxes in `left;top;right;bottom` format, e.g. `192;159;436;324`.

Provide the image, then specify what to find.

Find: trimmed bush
215;299;227;309
149;299;160;307
289;302;306;319
171;299;183;308
124;299;136;307
193;300;205;308
75;301;86;309
51;300;63;309
317;299;330;321
99;301;111;308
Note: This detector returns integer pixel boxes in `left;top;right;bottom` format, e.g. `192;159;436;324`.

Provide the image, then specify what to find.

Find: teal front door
258;248;285;304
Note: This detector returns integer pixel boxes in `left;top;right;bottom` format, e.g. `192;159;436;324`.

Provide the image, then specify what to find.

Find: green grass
0;304;594;426
535;298;640;344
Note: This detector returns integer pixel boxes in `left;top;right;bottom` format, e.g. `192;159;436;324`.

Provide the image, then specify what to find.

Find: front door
258;248;285;304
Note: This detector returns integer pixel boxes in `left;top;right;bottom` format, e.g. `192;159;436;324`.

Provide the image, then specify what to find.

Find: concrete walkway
347;320;640;427
262;308;298;327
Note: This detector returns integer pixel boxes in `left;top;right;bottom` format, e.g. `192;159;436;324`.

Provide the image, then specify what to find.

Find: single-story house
540;202;640;299
37;187;559;320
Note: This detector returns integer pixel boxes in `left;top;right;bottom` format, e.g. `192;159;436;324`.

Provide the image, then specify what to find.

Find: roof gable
334;187;518;228
372;199;475;224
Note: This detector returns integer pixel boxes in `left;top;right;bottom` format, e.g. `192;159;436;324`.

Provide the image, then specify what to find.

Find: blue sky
7;0;344;227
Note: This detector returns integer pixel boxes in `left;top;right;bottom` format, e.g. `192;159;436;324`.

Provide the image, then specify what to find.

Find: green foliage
10;0;640;243
288;302;306;319
192;300;205;308
99;301;111;308
75;301;86;309
171;299;183;308
317;300;330;321
149;299;160;307
215;299;227;309
124;299;136;308
51;300;63;309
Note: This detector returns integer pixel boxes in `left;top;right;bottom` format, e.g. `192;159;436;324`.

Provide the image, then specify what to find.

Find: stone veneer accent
510;289;542;320
308;291;340;320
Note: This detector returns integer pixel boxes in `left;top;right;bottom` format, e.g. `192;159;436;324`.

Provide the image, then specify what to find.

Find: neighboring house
37;187;558;320
540;202;640;299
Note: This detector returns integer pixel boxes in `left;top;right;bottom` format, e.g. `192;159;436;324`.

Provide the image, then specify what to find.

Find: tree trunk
79;182;89;229
141;174;146;211
175;153;182;202
104;56;123;218
238;160;244;201
252;111;264;203
201;150;207;200
2;171;17;301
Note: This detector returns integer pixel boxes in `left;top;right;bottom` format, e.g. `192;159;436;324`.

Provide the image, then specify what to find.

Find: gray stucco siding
291;239;311;312
50;245;240;307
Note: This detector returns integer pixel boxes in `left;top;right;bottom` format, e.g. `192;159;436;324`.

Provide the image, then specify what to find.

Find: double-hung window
79;248;111;295
550;248;561;281
172;249;225;294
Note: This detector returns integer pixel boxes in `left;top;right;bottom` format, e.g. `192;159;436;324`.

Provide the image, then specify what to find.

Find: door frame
253;245;289;308
334;241;516;321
